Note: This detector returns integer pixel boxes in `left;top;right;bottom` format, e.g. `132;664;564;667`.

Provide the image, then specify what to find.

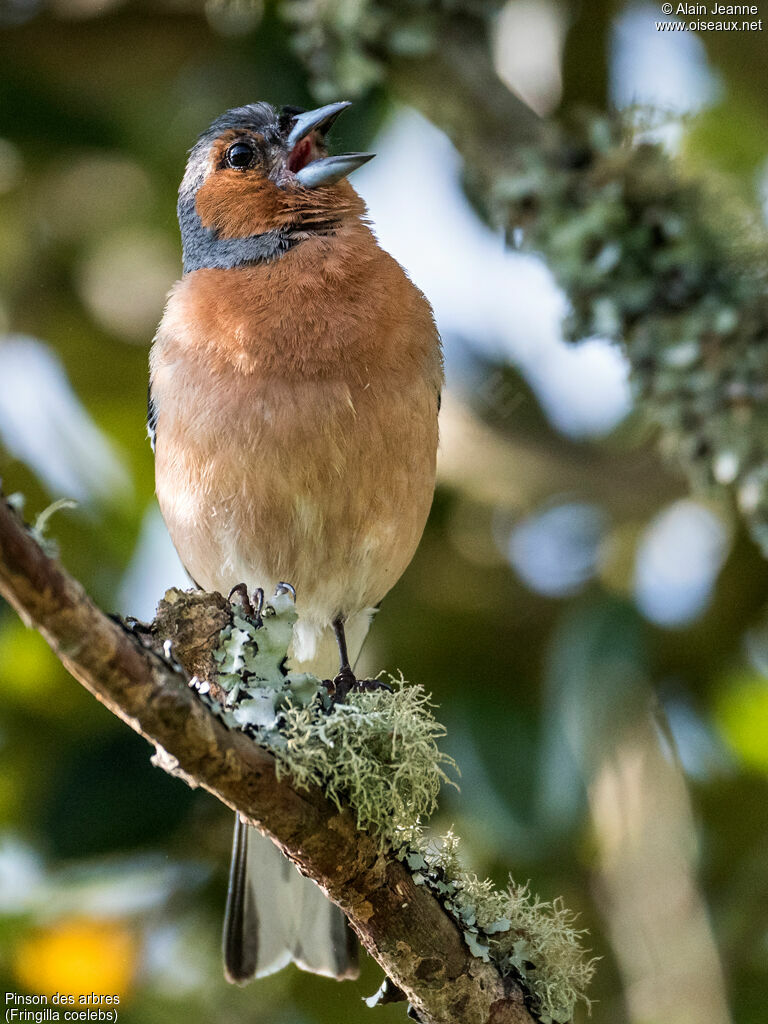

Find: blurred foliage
715;670;768;772
0;2;767;1024
501;115;768;556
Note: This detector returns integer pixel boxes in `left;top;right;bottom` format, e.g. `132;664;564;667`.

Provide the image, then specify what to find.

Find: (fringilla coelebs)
149;100;443;984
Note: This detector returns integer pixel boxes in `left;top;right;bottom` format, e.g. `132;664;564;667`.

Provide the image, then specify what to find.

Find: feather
223;819;359;982
222;621;372;983
147;382;158;451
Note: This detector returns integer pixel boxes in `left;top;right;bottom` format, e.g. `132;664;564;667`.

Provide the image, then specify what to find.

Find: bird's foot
328;664;357;703
228;583;264;624
355;677;393;694
327;669;393;703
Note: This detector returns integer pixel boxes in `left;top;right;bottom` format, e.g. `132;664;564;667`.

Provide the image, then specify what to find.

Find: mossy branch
0;489;543;1024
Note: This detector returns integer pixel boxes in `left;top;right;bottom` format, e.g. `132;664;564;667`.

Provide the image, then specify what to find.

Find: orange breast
151;221;443;628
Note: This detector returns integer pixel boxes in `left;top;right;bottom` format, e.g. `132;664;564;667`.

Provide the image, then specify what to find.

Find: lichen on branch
171;585;457;840
402;833;595;1024
0;491;591;1024
158;583;594;1023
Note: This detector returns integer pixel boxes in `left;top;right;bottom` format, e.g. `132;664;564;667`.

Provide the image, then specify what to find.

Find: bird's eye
225;141;255;170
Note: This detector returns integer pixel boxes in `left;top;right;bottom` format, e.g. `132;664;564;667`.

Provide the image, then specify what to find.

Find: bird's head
178;101;374;273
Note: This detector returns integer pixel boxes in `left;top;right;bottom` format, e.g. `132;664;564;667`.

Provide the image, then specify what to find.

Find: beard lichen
196;587;594;1022
273;682;457;840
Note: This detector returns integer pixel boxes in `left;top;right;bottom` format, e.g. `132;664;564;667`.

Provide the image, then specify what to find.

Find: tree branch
0;490;535;1024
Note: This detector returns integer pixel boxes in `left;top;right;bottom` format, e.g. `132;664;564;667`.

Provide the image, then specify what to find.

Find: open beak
286;101;375;188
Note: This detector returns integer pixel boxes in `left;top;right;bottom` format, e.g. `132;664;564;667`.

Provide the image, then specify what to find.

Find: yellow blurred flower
13;917;138;1002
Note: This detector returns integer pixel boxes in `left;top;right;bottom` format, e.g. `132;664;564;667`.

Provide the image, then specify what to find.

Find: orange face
195;128;365;239
181;102;374;249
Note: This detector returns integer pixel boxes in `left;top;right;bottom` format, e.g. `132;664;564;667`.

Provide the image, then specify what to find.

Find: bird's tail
223;817;358;982
222;610;373;984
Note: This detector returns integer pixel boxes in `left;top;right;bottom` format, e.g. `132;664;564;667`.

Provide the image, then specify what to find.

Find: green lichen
202;589;594;1021
286;0;387;100
203;589;318;724
284;0;503;99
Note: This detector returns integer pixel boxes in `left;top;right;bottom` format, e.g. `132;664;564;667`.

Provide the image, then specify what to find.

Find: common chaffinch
148;101;443;985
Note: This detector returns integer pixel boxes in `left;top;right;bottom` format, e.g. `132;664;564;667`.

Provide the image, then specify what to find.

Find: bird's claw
356;678;393;694
327;669;392;703
228;583;264;623
328;664;357;703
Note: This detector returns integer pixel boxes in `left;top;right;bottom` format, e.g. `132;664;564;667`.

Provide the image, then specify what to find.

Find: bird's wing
147;380;158;452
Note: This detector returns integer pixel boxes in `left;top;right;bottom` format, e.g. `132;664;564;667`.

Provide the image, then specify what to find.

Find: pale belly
154;375;437;633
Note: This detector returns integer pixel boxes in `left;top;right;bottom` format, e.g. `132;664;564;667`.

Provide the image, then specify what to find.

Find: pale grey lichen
274;680;457;838
200;589;595;1022
12;496;78;557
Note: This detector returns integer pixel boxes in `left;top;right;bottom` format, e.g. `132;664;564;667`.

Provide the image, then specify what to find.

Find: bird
148;100;443;986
